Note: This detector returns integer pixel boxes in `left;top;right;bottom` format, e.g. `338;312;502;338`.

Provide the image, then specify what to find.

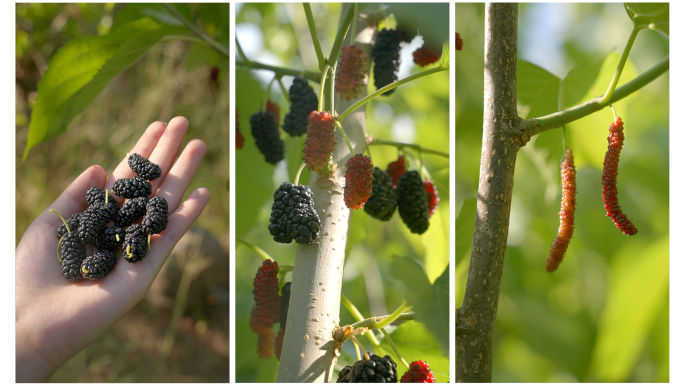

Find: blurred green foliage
456;3;668;382
235;3;449;382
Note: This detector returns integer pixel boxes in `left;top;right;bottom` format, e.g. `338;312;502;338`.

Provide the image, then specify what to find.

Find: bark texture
456;4;520;382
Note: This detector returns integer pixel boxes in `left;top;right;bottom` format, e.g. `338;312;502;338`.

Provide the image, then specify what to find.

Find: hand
15;117;211;382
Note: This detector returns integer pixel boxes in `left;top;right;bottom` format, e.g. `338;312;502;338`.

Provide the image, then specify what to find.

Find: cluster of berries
250;259;291;360
55;154;168;282
337;353;436;383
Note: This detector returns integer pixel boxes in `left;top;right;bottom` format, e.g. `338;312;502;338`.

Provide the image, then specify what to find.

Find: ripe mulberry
275;327;285;361
57;212;82;239
337;353;398;383
336;45;368;100
372;29;403;96
546;149;577;272
250;110;285;165
113;176;152;199
60;231;87;282
280;282;292;329
387;156;406;187
283;77;319;136
397;171;430;234
81;250;117;280
424;180;440;218
236;109;245;149
456;33;463;51
123;224;148;263
96;225;126;251
253;259;281;328
78;201;118;244
142;196;168;235
128;153;162;181
344;154;374;209
413;45;441;67
86;187;106;206
400;360;436;383
210;66;219;82
303;111;336;171
268;182;321;244
114;197;148;227
267;100;281;128
364;167;397;221
602;117;638;235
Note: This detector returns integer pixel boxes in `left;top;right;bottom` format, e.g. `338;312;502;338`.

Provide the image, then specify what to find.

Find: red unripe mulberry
413;45;441;67
602;117;638;235
252;259;281;328
236;109;244;149
456;33;463;51
425;180;440;217
400;360;436;383
344;154;374;209
267;100;281;128
303;111;336;171
336;45;368;100
387;155;406;187
546;148;577;272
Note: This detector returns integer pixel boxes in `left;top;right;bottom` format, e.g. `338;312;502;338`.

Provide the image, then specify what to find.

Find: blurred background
16;3;230;381
456;3;669;382
235;3;449;382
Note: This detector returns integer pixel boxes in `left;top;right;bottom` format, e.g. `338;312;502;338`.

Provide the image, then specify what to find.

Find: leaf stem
368;139;449;158
236;60;321;83
163;3;229;59
599;27;642;106
277;77;290;103
235;237;272;261
334;120;355;155
380;328;410;370
341;294;381;346
303;3;325;71
374;301;412;329
350;312;415;329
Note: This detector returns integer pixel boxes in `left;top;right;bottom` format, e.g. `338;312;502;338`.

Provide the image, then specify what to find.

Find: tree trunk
456;3;520;382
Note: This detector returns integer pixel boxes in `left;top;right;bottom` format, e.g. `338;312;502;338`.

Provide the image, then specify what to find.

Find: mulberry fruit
387;156;406;187
268;182;321;244
456;33;463;51
81;250;117;280
96;225;126;251
57;212;82;239
210;66;219;82
372;29;403;96
400;360;436;383
275;327;285;361
60;231;87;282
338;353;398;383
267;100;281;128
250;110;285;164
280;282;292;329
253;259;281;328
547;149;577;272
602;117;638;235
336;45;368;100
128;153;162;181
283;77;319;136
123;224;148;263
78;201;118;244
303;111;336;171
364;167;397;221
424;180;440;218
344;154;374;209
236;109;245;149
397;171;430;234
113;176;152;199
257;327;275;358
412;45;441;67
114;197;148;227
142;196;168;235
86;187;106;206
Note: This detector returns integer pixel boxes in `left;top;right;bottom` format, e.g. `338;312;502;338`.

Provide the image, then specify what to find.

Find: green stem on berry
337;66;447;123
236;60;322;83
380;328;410;370
303;3;325;72
148;234;151;250
341;294;381;346
236;236;272;261
349;335;370;360
318;64;331;112
599;27;643;106
374;301;412;329
126;245;132;258
334;120;355;155
277;77;290;104
368;139;448;158
50;209;70;233
162;3;229;59
294;162;307;186
610;105;617;120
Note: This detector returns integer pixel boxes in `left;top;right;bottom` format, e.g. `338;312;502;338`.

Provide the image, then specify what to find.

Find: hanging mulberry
250;110;285;164
268;182;321;244
336;45;368;100
425;180;440;218
413;44;441;67
602;117;638;235
396;171;430;234
547;149;577;272
387;155;406;187
456;33;463;51
266;100;281;128
344;154;374;209
364;167;397;221
283;77;319;136
372;29;403;96
303;111;336;171
252;259;281;328
400;360;436;383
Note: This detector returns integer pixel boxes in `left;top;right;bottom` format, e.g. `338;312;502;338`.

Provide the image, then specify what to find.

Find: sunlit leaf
625;3;669;36
423;202;449;283
517;60;560;119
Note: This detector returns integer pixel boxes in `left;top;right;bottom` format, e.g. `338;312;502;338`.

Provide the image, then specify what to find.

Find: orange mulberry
546;148;577;272
303;111;336;171
344;154;374;209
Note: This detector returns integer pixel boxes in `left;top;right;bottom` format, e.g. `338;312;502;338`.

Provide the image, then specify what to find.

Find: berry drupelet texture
396;171;430;234
114;197;148;227
602;117;638;235
142;196;168;235
96;225;126;251
336;45;368;100
337;353;398;383
86;187;106;206
364;167;397;221
57;212;82;239
81;250;117;280
250;110;285;165
303;111;336;171
128;153;162;181
547;149;577;272
77;201;119;244
60;231;87;282
252;259;281;328
280;282;292;329
387;156;406;188
400;360;436;383
113;176;152;199
123;224;148;263
283;77;319;136
268;182;321;244
372;29;403;96
344;154;374;209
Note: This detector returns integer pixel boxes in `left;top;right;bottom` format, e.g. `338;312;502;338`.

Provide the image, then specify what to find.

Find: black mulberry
396;171;429;234
364;167;397;221
57;212;82;239
114;197;148;227
283;77;319;136
268;182;321;244
81;250;117;280
112;176;152;199
77;201;118;244
250;111;285;164
372;29;403;96
123;224;148;263
128;153;162;181
280;282;292;329
60;231;87;282
86;187;106;206
142;196;168;235
96;225;125;251
338;353;398;383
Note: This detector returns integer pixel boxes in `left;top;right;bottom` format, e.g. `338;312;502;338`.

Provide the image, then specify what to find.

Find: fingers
42;165;107;227
155;139;208;212
146;116;190;191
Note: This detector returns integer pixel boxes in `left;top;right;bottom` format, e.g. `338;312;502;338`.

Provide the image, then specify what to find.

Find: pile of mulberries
344;154;374;209
303;111;336;172
337;353;398;383
336;45;368;100
251;110;285;164
54;154;169;281
268;182;321;244
372;29;404;96
283;77;319;136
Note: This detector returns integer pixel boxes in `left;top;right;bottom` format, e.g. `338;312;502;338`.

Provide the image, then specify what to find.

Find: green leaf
389;256;449;354
562;55;609;108
24;19;187;160
422;202;448;283
517;60;560;119
111;3;193;31
625;3;669;36
439;39;449;69
379;322;449;382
